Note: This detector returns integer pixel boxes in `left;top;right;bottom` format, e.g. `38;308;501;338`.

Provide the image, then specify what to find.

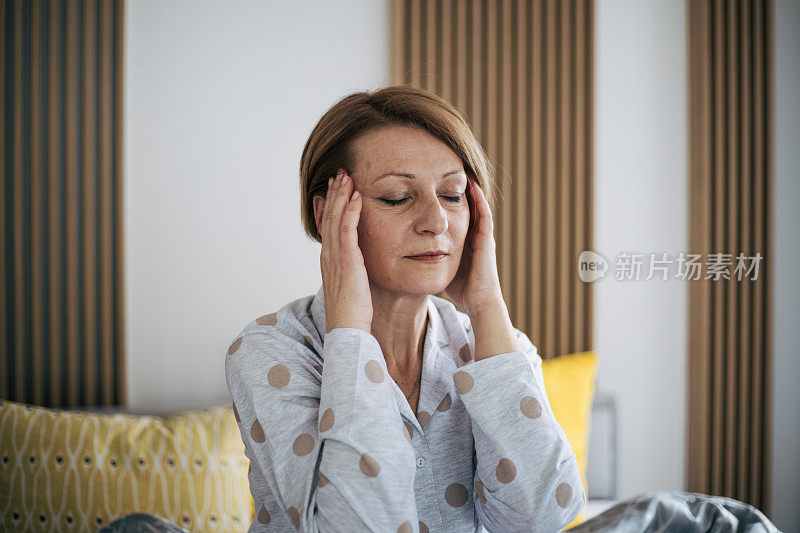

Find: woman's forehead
352;127;463;176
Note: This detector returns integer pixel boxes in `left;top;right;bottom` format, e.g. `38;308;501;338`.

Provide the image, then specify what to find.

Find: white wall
770;1;800;530
594;0;688;498
124;0;390;414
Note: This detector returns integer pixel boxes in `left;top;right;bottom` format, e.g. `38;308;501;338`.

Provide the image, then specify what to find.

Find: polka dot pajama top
225;285;585;532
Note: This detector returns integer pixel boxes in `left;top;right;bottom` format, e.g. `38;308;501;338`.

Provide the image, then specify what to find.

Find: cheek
357;210;395;255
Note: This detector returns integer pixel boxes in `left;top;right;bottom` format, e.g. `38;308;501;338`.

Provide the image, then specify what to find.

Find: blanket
567;491;781;532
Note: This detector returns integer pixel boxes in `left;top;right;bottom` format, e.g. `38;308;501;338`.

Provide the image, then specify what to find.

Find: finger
467;179;478;237
321;175;335;243
469;179;477;226
473;181;494;236
340;188;362;264
322;172;342;248
330;170;354;260
324;170;345;246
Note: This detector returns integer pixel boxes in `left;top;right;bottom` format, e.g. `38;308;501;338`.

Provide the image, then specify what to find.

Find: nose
413;193;448;235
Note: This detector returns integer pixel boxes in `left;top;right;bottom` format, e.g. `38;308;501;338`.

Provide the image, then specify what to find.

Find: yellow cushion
0;399;252;532
541;350;598;530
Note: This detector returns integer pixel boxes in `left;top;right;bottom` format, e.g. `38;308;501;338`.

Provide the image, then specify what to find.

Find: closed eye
380;195;463;206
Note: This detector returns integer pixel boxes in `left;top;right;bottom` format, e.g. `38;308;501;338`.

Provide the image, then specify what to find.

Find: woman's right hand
320;169;373;334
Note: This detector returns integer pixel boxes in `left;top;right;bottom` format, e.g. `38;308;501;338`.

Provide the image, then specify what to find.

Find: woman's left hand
442;176;504;316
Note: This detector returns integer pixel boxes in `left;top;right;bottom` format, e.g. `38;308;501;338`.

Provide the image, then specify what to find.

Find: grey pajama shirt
225;285;585;532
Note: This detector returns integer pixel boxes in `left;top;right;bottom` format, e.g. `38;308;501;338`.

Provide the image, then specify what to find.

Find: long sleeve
225;326;418;532
452;327;585;532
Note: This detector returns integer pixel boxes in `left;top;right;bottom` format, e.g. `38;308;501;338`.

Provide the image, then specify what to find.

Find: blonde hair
299;85;497;243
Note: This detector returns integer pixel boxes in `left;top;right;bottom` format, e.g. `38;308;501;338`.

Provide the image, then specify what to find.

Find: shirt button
416;457;426;468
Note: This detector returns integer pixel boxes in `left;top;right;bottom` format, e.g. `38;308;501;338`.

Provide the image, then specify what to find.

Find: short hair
299;85;498;243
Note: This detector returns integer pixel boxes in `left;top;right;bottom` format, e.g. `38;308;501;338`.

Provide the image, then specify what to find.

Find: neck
368;282;429;376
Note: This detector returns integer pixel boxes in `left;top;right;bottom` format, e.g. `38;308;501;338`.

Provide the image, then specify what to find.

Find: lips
406;250;448;258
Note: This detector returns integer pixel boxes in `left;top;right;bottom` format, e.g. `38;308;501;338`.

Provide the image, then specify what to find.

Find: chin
372;273;451;297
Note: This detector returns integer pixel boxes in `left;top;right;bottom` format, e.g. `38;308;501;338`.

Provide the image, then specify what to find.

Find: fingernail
342;174;349;185
352;190;359;200
328;177;333;187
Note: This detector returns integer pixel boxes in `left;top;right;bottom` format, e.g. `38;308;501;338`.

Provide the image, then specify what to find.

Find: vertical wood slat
724;0;738;495
12;0;25;401
82;0;97;407
99;0;113;405
687;0;773;514
530;0;543;344
558;0;572;351
65;0;78;407
736;0;752;501
31;0;43;404
513;0;527;326
47;0;62;407
2;0;126;409
0;0;6;399
390;0;594;360
544;0;557;355
115;0;127;407
499;0;512;319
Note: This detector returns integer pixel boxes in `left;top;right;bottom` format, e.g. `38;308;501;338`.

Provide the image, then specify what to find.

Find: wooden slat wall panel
390;0;593;359
687;0;773;514
1;0;126;409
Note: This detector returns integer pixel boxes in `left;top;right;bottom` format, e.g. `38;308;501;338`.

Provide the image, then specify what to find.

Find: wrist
466;295;508;321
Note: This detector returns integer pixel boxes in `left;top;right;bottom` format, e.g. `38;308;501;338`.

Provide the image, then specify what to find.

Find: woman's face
346;125;471;296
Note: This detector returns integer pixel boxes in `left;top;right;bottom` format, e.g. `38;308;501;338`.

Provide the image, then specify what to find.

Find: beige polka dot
444;482;468;507
313;364;323;374
397;521;413;533
303;335;317;353
359;452;381;477
318;471;329;487
250;419;266;443
257;504;271;524
319;408;335;432
475;479;487;503
364;360;385;383
293;433;315;456
419;521;429;533
437;340;447;347
228;337;243;356
257;312;277;326
232;402;240;422
268;364;291;388
496;458;517;483
556;482;573;508
287;506;300;529
437;393;452;412
417;411;431;429
520;396;542;419
403;422;413;444
453;370;474;394
459;343;473;362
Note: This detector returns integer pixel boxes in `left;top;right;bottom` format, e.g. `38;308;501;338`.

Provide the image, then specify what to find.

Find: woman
225;86;584;532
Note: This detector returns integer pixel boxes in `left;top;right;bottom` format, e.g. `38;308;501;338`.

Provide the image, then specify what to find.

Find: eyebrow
372;169;465;184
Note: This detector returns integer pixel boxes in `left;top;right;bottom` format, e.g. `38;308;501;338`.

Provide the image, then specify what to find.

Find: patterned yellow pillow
541;351;598;530
0;399;252;532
